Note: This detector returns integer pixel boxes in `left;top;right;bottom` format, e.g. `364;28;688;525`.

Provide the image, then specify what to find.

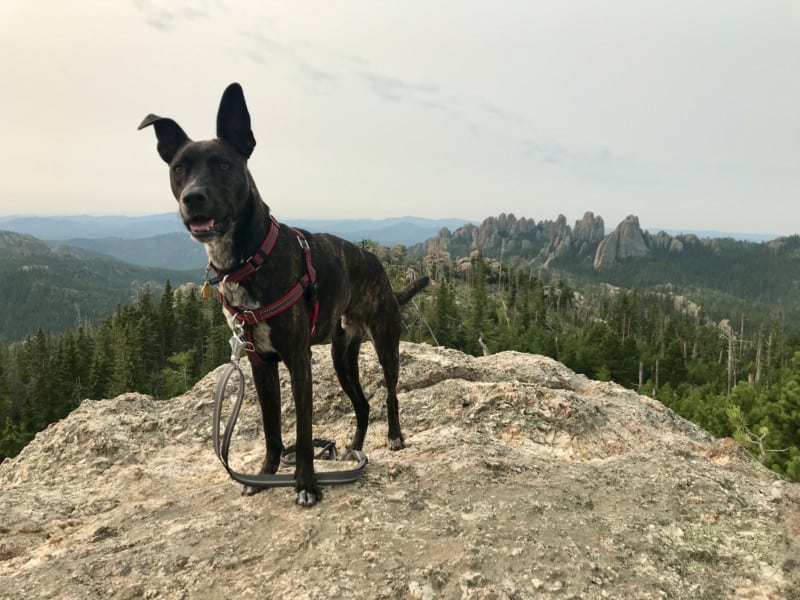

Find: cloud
209;13;620;173
240;27;338;87
133;0;217;32
353;67;615;170
357;70;441;105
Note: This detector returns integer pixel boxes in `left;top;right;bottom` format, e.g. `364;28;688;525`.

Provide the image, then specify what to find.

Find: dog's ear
138;114;191;164
216;83;256;158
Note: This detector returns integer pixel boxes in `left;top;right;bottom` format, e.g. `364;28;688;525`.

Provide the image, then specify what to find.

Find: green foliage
3;237;800;484
0;283;228;461
403;251;800;481
0;232;197;344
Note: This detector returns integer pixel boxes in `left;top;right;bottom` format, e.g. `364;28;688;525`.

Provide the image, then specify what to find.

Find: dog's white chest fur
218;279;276;355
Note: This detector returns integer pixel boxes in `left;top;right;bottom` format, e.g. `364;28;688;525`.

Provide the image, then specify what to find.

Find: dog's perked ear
216;83;256;159
137;114;191;164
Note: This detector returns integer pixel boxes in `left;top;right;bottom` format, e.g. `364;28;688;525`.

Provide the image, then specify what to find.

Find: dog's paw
295;489;320;508
388;437;405;451
242;485;263;497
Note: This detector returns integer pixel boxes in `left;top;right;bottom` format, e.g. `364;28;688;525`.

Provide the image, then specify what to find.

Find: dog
139;83;429;507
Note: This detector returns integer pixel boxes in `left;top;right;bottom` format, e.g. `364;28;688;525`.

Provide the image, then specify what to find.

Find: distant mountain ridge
410;211;800;327
0;214;474;269
411;211;794;268
0;214;185;240
2;211;797;338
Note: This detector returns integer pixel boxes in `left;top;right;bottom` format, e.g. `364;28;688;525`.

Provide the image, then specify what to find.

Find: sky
0;1;799;235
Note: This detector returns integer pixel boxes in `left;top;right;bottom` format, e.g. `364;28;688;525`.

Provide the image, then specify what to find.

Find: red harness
208;216;320;361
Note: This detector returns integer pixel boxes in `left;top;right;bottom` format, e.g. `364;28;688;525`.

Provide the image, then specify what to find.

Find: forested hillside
2;219;799;481
0;230;198;343
0;284;228;459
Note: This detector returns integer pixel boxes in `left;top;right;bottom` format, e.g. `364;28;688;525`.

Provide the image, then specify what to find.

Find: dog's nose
181;186;208;208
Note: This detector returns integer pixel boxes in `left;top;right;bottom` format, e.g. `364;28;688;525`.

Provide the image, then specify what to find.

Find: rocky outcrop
572;211;606;250
593;215;649;270
541;211;605;267
2;343;798;599
419;213;566;265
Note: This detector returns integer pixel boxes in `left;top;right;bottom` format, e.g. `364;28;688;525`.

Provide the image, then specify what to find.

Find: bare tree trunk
766;331;773;385
638;361;644;389
740;313;745;348
501;300;511;328
498;239;504;294
727;329;736;394
478;333;490;357
755;328;763;385
654;358;659;394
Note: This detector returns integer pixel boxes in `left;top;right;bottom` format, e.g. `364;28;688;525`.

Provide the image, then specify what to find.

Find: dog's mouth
186;216;231;239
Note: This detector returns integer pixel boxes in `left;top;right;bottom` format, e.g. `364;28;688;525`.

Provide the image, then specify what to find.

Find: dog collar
206;215;280;286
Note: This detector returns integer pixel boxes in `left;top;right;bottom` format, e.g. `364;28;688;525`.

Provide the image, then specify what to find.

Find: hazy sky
1;1;798;235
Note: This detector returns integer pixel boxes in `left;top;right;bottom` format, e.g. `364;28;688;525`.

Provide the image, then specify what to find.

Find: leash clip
229;324;253;362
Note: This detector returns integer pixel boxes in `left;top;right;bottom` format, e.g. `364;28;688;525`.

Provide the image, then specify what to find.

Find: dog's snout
181;187;208;208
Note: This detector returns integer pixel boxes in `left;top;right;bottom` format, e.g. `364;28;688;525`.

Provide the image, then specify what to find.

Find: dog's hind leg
331;326;370;451
370;317;405;451
242;358;283;496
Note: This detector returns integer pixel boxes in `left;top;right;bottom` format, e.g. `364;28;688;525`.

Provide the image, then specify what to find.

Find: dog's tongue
189;218;214;233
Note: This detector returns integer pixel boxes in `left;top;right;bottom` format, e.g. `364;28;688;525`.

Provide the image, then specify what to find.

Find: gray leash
212;328;368;489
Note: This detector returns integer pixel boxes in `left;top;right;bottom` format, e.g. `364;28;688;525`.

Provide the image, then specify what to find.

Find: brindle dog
139;83;428;507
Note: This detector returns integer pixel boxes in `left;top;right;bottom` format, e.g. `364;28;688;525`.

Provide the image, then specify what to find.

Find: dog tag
201;281;213;300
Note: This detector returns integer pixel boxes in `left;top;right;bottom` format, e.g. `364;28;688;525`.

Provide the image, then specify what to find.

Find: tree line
0;283;229;460
382;247;800;480
2;247;799;481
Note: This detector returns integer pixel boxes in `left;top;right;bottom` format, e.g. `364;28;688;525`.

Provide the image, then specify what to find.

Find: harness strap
208;215;280;285
216;226;320;345
212;361;368;488
220;276;311;326
291;227;320;336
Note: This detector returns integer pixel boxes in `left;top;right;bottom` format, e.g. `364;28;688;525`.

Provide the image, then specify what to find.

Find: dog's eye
218;161;230;171
173;164;185;176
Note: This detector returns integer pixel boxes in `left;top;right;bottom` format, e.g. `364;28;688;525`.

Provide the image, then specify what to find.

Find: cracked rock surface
2;343;799;599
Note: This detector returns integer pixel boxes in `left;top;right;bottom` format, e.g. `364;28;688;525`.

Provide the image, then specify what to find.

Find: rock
538;212;604;267
1;343;799;599
573;211;605;247
594;215;650;269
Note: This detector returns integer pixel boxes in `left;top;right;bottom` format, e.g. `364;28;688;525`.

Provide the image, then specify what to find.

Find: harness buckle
229;325;249;362
245;255;262;271
246;248;269;272
238;310;258;326
297;235;310;250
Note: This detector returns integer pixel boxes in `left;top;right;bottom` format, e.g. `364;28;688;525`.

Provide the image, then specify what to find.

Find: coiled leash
212;326;368;489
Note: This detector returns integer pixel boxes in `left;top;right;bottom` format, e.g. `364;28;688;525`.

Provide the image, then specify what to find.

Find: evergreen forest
1;246;799;482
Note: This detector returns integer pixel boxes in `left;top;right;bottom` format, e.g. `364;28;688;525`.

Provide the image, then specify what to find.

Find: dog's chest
218;280;276;354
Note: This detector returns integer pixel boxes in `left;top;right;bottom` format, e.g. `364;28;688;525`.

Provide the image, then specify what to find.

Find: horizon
0;210;786;243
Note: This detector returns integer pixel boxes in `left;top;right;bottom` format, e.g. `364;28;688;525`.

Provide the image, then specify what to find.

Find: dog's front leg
285;350;321;507
242;358;283;497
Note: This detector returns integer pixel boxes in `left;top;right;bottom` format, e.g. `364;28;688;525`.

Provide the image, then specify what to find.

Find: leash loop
212;344;368;490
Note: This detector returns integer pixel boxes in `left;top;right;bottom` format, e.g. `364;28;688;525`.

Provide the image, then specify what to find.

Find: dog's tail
395;277;430;306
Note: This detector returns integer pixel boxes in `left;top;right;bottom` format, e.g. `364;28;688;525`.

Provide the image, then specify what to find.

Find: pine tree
466;253;489;355
88;320;113;399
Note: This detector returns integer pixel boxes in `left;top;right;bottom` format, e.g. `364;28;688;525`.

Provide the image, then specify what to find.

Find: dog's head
138;83;257;242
